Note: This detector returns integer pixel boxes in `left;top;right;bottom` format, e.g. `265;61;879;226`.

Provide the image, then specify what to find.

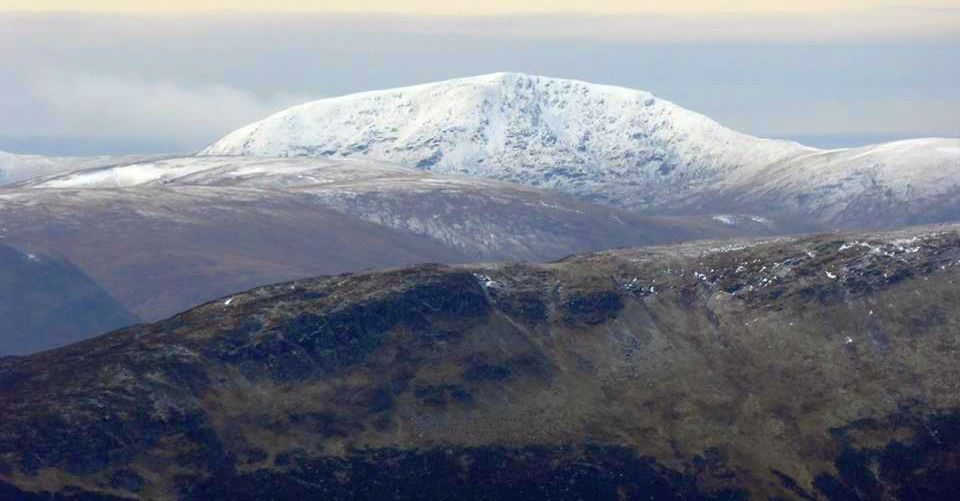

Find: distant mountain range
1;72;958;354
203;73;960;230
2;73;960;498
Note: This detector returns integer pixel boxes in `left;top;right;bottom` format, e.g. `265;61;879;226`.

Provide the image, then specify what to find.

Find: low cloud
23;72;313;152
0;13;956;154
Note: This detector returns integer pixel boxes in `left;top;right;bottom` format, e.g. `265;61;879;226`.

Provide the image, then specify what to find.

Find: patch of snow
474;273;500;289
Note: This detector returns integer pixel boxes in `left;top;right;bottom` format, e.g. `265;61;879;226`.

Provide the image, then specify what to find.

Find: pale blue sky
1;12;957;155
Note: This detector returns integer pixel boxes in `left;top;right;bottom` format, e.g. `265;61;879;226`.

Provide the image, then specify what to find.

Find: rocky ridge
1;224;959;499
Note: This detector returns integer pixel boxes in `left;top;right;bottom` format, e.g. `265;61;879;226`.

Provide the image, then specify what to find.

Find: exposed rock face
2;225;960;499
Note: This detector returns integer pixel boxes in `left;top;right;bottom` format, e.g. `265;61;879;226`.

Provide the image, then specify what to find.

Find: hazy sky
7;0;959;15
1;2;958;155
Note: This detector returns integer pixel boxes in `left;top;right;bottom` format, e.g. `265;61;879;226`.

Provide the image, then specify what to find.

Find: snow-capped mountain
202;73;960;229
200;73;809;210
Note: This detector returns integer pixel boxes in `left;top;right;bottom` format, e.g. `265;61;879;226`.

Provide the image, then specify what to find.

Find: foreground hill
1;156;757;354
202;73;960;230
0;245;137;355
2;224;959;499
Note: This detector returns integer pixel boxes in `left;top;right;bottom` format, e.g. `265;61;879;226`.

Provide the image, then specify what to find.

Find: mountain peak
437;72;627;89
201;74;805;210
462;71;531;82
200;74;958;223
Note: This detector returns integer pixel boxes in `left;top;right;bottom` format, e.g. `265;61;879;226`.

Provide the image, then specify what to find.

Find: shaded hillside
0;245;138;356
3;156;768;325
2;225;960;499
0;186;469;324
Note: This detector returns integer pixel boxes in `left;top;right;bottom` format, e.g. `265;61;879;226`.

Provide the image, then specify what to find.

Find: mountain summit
201;73;960;229
201;73;808;210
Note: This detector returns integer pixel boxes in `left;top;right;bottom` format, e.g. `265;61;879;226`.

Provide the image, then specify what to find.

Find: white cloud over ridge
21;73;312;152
0;12;956;154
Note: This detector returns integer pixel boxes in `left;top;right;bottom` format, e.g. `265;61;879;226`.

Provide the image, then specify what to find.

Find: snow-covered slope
710;139;960;228
20;156;768;261
0;150;167;186
20;156;416;190
201;73;960;229
201;73;810;211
